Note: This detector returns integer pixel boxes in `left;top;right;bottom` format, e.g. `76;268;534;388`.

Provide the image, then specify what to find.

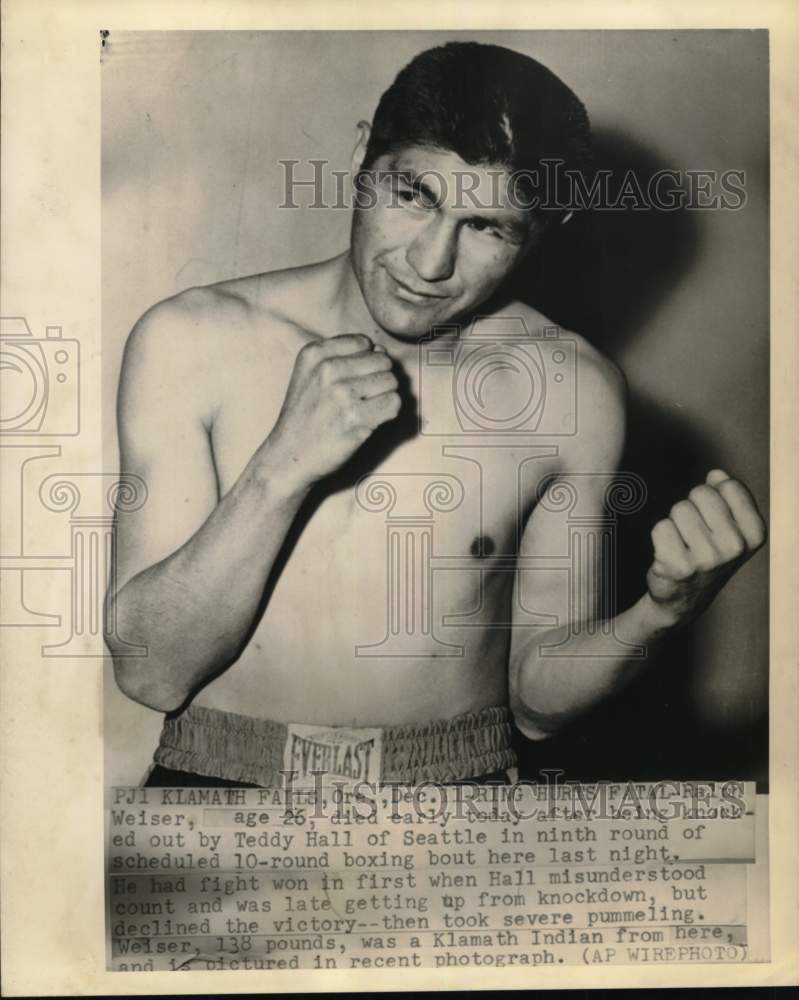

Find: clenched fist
267;333;401;491
646;469;766;627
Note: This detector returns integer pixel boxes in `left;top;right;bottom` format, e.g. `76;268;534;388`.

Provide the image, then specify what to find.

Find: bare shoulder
122;282;245;372
120;266;324;413
500;301;626;468
485;300;625;395
124;268;309;360
571;328;626;411
565;325;626;471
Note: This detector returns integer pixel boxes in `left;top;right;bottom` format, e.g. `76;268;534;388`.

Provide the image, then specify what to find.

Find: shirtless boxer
107;42;766;787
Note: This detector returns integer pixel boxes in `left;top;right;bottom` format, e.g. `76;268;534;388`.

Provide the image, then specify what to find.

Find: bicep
510;353;627;658
112;311;219;594
510;477;608;659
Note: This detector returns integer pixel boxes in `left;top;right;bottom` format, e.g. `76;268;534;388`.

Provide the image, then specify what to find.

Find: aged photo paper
1;0;797;995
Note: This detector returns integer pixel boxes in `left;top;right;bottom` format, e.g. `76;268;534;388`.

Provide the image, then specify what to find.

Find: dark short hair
362;41;592;215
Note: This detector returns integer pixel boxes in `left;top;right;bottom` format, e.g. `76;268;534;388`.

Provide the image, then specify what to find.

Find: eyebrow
385;157;532;242
386;158;440;204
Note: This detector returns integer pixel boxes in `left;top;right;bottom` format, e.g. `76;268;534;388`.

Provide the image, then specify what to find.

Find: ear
351;120;371;175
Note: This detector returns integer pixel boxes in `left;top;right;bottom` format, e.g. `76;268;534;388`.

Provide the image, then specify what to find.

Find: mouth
384;268;449;304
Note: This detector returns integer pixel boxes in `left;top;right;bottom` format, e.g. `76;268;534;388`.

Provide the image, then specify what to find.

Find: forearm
108;438;309;711
509;593;678;739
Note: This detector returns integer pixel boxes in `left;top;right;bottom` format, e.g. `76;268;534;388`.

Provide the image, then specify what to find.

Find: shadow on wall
525;125;702;355
514;126;767;785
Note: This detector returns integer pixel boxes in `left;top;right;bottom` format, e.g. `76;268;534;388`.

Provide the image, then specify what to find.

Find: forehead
381;144;525;215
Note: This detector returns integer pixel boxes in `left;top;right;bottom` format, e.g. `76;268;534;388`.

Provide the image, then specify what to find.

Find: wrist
250;435;314;505
636;591;683;637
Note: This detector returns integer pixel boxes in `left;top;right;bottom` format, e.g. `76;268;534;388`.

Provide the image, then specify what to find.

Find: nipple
470;535;495;559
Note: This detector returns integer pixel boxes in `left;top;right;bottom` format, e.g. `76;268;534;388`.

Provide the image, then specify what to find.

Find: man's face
350;145;540;339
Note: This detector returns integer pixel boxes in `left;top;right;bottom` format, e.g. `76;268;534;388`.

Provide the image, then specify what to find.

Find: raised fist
267;333;401;490
646;469;767;627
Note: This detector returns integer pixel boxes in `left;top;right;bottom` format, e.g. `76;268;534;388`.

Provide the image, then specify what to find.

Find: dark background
103;30;769;787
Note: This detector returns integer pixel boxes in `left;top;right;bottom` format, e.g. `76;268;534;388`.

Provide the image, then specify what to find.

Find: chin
362;298;434;340
384;316;436;341
388;313;450;341
366;289;472;340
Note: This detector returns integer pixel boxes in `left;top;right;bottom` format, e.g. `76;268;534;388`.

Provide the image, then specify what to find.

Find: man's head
349;41;591;339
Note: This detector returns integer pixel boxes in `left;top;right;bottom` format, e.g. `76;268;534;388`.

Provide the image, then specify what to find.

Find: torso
182;260;586;727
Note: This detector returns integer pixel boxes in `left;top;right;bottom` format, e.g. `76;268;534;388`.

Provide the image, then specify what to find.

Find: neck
331;250;383;336
329;251;445;368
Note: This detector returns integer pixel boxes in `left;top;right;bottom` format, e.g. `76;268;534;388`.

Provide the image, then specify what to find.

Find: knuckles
298;334;373;367
328;333;372;352
297;339;322;366
719;535;746;561
669;499;696;521
362;391;402;430
650;519;672;541
688;484;717;506
714;476;742;495
669;562;695;582
650;475;767;595
650;520;695;580
317;356;338;384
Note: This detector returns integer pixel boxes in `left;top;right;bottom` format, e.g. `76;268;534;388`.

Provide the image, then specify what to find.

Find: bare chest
210;356;561;563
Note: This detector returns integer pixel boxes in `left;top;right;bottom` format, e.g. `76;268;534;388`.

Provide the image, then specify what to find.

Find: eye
389;177;435;210
467;219;503;239
401;188;435;210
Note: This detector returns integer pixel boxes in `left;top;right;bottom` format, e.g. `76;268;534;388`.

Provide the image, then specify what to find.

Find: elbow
511;708;559;742
106;591;188;712
509;688;565;742
112;657;187;714
509;649;570;741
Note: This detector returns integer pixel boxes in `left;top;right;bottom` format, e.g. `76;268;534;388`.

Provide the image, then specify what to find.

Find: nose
405;216;457;283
